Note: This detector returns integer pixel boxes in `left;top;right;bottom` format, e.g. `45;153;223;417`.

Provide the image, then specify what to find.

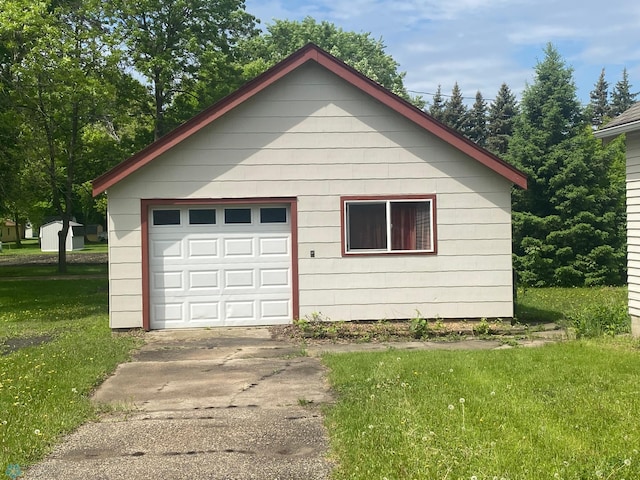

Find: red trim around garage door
140;197;299;331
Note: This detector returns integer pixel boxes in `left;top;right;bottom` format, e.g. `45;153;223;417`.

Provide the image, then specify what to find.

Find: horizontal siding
107;62;515;327
629;131;640;305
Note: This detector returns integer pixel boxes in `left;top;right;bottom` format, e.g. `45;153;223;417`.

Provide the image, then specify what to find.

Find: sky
244;0;640;107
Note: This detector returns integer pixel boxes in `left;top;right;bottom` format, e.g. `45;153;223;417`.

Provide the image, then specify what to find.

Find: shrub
569;299;630;338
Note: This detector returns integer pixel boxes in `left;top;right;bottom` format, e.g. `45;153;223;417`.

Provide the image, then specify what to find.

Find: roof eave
594;119;640;139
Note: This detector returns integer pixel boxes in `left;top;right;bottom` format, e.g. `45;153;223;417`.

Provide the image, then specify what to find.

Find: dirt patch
1;335;54;355
0;252;107;266
269;318;538;344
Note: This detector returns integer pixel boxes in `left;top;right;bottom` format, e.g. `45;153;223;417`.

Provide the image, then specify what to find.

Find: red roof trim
93;44;526;195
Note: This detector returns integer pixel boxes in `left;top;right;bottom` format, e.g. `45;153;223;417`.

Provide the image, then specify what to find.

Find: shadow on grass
515;303;565;325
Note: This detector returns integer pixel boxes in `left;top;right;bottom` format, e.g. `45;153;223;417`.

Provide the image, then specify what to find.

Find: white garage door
148;204;292;329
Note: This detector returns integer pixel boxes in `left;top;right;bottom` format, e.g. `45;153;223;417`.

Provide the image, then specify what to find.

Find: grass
516;286;629;337
323;339;640;479
1;264;108;277
0;278;141;469
0;239;108;255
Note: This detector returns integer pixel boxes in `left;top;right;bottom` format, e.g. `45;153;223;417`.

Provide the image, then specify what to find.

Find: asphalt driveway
23;328;335;480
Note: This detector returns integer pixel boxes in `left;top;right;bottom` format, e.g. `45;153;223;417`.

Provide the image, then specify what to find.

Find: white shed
93;44;527;330
595;101;640;336
40;220;85;252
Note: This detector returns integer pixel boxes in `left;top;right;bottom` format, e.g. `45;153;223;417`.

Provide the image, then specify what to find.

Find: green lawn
324;339;640;479
0;239;107;255
323;286;635;479
0;278;141;468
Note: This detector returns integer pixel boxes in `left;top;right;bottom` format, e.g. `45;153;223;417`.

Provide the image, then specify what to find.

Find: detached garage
93;44;527;330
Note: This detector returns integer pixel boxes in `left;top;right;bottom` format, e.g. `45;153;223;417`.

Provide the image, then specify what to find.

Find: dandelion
624;459;631;466
471;476;478;480
490;391;496;396
448;404;454;411
72;387;78;394
34;429;42;435
459;398;465;404
596;471;603;478
449;368;453;373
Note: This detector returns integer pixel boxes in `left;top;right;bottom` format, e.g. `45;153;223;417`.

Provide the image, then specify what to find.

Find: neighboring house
93;44;527;331
40;220;85;252
595;101;640;336
0;220;24;243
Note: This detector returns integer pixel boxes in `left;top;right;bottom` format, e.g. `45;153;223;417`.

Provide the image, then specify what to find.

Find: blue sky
244;0;640;107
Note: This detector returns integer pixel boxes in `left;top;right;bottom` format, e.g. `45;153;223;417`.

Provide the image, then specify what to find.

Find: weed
570;299;630;338
472;318;491;336
409;311;429;339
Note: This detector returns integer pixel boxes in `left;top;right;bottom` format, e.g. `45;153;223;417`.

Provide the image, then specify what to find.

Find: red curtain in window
391;204;417;250
391;202;431;251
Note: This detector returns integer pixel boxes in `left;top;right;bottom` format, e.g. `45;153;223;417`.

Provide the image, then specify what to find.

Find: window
153;209;181;226
260;207;287;223
224;208;251;224
343;196;435;254
189;209;216;225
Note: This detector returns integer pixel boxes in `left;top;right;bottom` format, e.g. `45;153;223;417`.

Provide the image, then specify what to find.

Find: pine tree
486;83;518;155
588;68;610;128
428;84;445;121
442;82;467;132
507;44;625;286
611;68;637;117
466;91;488;146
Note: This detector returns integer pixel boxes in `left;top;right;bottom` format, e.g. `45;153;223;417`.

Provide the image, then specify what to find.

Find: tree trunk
12;211;22;248
58;216;68;274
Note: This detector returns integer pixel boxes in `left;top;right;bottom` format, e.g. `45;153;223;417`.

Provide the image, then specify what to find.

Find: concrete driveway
23;328;335;480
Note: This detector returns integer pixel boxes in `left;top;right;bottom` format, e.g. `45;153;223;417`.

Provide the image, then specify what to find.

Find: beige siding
106;63;515;328
627;132;640;318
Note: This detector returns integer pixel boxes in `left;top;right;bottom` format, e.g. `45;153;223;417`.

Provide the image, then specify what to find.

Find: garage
148;203;292;329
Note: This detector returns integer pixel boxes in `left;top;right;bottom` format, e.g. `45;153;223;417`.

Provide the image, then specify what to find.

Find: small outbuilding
40;220;85;252
595;101;640;336
93;44;527;331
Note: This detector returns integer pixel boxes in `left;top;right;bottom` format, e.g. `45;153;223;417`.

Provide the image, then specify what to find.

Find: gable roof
594;101;640;138
93;43;527;195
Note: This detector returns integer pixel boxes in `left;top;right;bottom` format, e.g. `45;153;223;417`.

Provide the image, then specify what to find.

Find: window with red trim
343;197;435;254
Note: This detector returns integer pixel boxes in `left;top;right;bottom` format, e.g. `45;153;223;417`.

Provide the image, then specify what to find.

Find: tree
486;83;518;155
428;85;445;121
588;68;610;128
237;17;424;108
108;0;259;140
1;0;120;271
508;44;625;286
610;67;637;117
466;91;488;146
442;82;467;132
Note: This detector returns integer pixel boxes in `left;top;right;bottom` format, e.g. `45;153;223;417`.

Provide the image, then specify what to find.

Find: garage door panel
259;236;289;256
224;300;255;321
188;238;219;258
224;237;254;257
260;299;290;319
154;302;183;322
149;204;292;329
224;269;255;289
189;302;220;322
260;268;290;287
152;239;183;259
189;270;220;289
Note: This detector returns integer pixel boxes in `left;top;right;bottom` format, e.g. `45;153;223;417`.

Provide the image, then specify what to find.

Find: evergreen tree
428;84;445;121
588;68;610;128
486;83;518;155
466;91;488;146
611;68;637;117
507;44;625;286
442;82;467;132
